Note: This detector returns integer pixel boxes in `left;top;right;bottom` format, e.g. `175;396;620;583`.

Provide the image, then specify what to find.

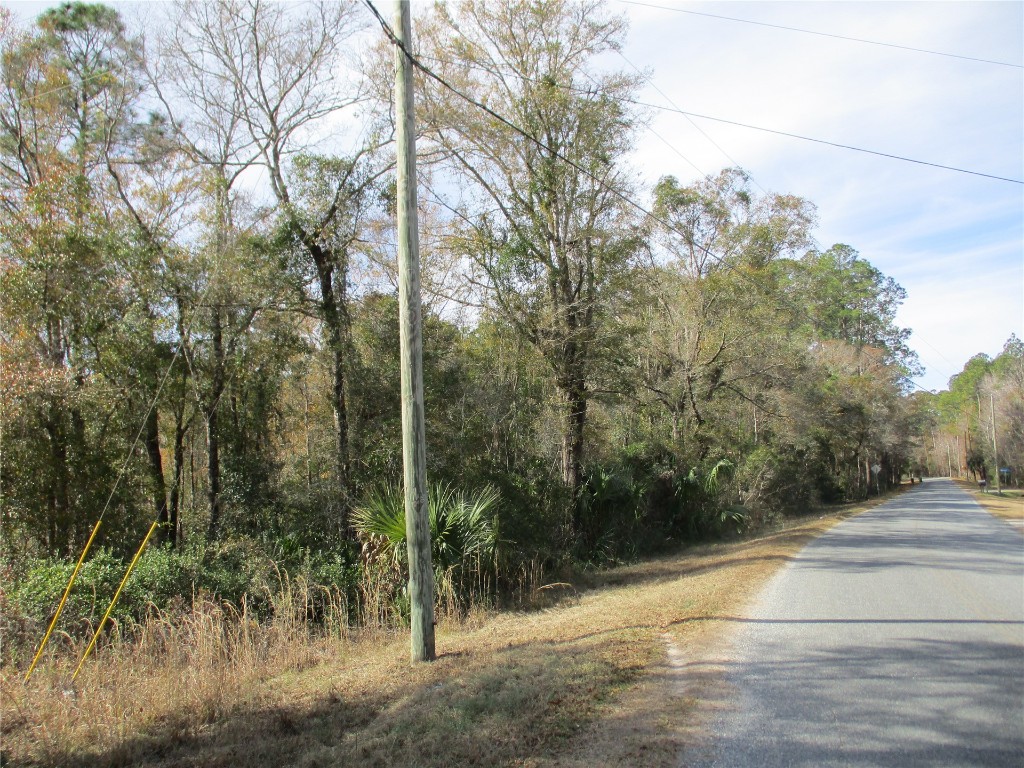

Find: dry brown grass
1;496;891;768
954;479;1024;522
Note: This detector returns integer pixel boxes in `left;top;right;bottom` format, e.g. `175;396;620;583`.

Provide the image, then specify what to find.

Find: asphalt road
686;478;1024;767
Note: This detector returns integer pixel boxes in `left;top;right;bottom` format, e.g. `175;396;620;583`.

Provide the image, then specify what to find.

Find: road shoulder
954;479;1024;531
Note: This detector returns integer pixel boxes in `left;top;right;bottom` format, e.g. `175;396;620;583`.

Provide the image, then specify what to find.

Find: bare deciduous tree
154;0;379;532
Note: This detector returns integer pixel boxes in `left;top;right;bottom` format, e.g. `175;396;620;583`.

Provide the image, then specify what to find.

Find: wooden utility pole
393;0;435;663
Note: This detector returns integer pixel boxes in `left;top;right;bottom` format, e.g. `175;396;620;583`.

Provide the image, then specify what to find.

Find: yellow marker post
72;521;158;682
24;518;102;683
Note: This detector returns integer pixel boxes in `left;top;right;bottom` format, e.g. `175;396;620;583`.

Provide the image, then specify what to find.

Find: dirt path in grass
3;494;900;768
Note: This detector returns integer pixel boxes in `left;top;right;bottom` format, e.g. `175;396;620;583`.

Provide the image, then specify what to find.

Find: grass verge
954;479;1024;522
1;493;898;768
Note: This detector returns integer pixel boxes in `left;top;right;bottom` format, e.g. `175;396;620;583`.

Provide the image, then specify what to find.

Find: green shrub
576;465;648;563
737;444;823;516
4;537;364;665
352;482;501;572
12;549;128;633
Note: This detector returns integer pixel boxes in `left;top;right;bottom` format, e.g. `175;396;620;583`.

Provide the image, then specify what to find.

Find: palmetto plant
352;483;501;573
674;458;749;535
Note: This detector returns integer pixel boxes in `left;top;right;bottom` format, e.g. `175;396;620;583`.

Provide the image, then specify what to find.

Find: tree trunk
302;382;313;489
206;308;225;540
559;377;587;536
206;404;222;540
313;251;351;530
144;406;170;544
168;403;186;549
44;407;71;555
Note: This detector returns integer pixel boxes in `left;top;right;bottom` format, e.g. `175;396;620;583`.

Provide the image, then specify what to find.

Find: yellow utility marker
24;518;102;683
72;521;158;682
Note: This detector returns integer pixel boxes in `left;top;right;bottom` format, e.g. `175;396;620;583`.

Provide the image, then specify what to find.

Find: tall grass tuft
4;577;351;767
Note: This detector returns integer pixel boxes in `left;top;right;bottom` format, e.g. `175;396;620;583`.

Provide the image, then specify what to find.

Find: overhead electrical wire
613;4;1023;184
606;56;969;387
619;0;1024;69
17;2;948;678
409;50;1021;185
909;331;960;383
360;0;940;394
613;50;783;202
627;101;1023;184
408;49;1016;389
360;0;745;276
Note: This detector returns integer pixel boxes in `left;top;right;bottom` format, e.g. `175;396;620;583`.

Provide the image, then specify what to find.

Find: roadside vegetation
914;338;1023;488
2;494;896;768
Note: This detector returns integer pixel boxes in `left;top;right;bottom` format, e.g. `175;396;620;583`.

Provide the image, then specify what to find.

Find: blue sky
4;0;1021;392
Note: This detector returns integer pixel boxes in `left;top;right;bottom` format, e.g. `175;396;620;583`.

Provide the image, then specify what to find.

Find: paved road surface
686;478;1024;767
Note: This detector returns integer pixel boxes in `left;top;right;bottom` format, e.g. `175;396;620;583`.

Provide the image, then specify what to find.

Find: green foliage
922;335;1022;485
2;536;369;663
352;483;501;573
431;484;501;571
11;550;126;634
576;464;648;562
737;444;823;515
351;484;408;565
672;458;747;538
791;244;919;375
5;548;172;664
701;458;734;496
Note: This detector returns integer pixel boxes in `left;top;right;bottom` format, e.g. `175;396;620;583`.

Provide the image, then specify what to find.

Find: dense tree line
0;1;952;629
913;336;1023;487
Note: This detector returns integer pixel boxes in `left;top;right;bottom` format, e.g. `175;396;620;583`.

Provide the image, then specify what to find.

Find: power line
909;331;960;381
432;21;715;184
635;115;705;177
631;101;1024;185
414;50;1021;186
7;2;1019;185
614;49;765;193
415;48;710;178
360;0;733;270
620;1;1024;69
